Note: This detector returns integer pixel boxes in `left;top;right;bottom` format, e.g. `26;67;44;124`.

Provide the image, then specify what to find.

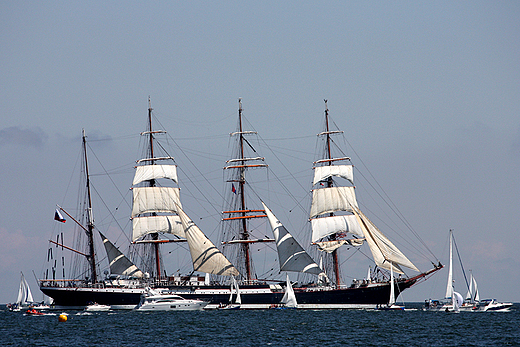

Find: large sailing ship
39;99;442;309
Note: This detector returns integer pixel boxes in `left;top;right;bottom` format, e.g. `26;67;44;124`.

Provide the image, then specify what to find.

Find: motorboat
135;290;208;311
85;302;111;311
479;299;513;312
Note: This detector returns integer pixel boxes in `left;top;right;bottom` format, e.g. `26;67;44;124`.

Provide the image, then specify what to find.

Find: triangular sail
472;276;479;302
99;231;144;278
445;230;454;299
233;276;241;305
389;264;396;306
453;291;463;313
281;274;298;308
352;206;419;273
16;272;33;305
177;206;239;277
262;202;323;275
465;272;474;301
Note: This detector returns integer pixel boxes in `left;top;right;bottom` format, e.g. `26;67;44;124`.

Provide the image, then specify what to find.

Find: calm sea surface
2;303;519;346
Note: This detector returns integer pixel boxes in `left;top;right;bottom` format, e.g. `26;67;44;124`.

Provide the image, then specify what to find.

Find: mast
324;100;341;286
237;99;252;281
221;98;271;283
147;98;162;279
82;129;97;283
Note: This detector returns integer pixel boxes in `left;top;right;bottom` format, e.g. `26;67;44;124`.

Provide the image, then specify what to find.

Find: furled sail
176;205;239;277
262;202;323;275
315;239;364;253
313;165;353;186
311;214;363;242
132;215;184;242
309;186;358;219
99;231;144;278
131;187;181;217
353;206;419;274
132;165;178;185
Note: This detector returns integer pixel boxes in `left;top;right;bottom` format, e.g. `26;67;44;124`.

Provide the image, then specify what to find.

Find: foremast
82;129;98;283
221;98;273;283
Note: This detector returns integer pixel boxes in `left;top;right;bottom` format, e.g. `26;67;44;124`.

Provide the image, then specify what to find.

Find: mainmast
237;99;252;280
82;129;98;283
222;98;272;283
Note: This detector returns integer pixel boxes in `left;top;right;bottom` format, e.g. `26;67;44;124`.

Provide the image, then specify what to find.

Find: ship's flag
232;183;236;194
54;209;66;223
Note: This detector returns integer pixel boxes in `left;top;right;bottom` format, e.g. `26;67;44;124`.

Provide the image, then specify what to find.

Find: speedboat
480;299;513;312
85;302;111;311
135;290;208;311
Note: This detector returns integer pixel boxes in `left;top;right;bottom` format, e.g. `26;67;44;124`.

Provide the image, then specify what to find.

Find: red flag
231;184;236;194
54;209;66;223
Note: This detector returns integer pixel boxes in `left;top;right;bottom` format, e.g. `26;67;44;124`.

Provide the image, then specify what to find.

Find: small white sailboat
280;274;298;309
377;263;405;311
219;276;242;310
425;230;464;312
7;272;34;311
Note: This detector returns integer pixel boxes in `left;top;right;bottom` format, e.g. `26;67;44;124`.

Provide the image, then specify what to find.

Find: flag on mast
54;209;66;223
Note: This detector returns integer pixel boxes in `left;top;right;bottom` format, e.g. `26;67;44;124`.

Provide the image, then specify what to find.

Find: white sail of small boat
445;230;454;300
389;264;396;306
377;262;405;310
453;291;462;313
233;276;242;306
465;271;480;303
472;276;479;302
17;272;34;306
281;274;298;308
221;276;242;310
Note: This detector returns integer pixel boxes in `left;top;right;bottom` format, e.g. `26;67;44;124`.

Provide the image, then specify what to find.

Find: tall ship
39;99;442;309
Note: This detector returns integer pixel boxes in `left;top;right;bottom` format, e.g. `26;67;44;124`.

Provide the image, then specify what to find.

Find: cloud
0;126;48;148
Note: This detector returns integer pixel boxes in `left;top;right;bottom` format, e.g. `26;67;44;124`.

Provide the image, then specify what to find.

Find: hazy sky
1;1;519;304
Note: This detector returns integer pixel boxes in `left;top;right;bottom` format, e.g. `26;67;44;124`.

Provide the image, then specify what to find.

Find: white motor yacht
135;291;208;311
480;299;513;312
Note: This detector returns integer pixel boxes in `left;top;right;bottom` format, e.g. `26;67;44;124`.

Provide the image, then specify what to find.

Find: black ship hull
40;275;422;310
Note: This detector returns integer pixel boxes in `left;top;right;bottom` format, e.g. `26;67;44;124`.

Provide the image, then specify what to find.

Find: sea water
2;303;519;346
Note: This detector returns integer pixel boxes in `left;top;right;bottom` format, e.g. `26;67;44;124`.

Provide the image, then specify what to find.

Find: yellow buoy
58;313;68;322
